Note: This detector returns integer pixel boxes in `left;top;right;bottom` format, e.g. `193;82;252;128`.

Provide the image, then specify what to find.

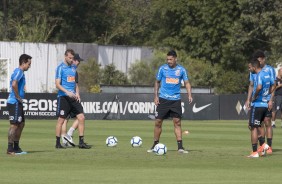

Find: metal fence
0;41;153;93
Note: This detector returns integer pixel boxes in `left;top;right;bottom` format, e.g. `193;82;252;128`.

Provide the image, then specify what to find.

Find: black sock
258;137;265;146
79;136;84;144
267;138;272;147
14;141;19;150
151;140;159;149
8;143;13;151
56;136;61;145
252;144;257;152
177;140;183;150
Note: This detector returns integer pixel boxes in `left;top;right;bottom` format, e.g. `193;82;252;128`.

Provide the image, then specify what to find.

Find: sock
177;140;183;150
67;127;75;137
267;138;272;147
272;121;275;126
252;144;257;152
258;136;265;146
151;140;159;149
79;136;84;144
8;143;13;151
14;141;19;150
56;136;61;145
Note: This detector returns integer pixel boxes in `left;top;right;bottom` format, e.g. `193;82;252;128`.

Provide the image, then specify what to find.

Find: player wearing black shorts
271;68;282;128
55;49;90;149
147;50;193;154
6;54;32;155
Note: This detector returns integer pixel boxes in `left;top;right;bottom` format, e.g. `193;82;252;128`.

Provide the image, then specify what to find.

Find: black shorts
155;98;182;119
273;96;282;112
7;102;25;124
56;96;84;118
249;106;269;128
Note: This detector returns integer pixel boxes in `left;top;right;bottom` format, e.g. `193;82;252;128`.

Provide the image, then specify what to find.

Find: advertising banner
0;93;220;120
219;94;249;120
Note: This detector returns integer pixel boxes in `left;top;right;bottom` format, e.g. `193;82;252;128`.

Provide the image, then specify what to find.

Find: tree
78;58;101;93
100;64;129;85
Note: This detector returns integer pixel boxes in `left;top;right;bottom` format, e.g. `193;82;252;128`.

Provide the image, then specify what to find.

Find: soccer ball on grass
106;136;118;147
130;136;142;147
154;143;167;155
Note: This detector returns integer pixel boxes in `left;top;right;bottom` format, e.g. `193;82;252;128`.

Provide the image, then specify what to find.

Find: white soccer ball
130;136;142;147
106;136;118;147
154;143;167;155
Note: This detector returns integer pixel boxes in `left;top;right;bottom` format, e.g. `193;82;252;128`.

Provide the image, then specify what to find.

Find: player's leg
55;96;70;149
264;111;273;154
14;122;25;153
171;100;188;153
13;102;26;153
272;96;278;127
76;113;91;149
67;118;78;137
147;98;168;152
7;103;23;155
7;123;17;155
247;107;262;158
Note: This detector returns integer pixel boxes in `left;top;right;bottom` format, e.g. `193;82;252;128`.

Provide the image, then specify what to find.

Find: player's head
64;49;75;66
73;54;84;67
278;68;282;77
19;54;32;71
248;58;261;74
252;49;266;67
166;50;177;68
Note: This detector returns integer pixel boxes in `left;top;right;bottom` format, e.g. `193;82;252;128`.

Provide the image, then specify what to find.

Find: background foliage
0;0;281;94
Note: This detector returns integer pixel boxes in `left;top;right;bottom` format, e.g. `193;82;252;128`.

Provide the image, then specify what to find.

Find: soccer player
6;54;32;155
61;53;84;147
246;58;274;158
147;50;193;154
271;68;282;128
55;49;91;149
245;50;275;155
254;50;275;155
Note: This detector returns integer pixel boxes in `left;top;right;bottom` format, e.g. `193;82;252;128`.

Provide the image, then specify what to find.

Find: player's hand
154;97;160;106
268;100;273;110
245;100;251;110
16;97;23;104
76;94;81;102
188;95;193;104
66;91;77;99
248;125;251;131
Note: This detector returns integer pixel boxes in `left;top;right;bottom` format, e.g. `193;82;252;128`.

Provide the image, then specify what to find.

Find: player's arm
75;83;81;102
245;81;253;109
252;84;261;102
55;78;76;98
11;80;22;103
75;71;81;102
154;80;160;105
184;80;193;104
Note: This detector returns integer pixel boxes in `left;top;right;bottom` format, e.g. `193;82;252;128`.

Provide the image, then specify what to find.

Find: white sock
271;121;275;126
67;127;75;137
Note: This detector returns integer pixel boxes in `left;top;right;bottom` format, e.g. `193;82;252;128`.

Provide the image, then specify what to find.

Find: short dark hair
250;58;260;68
65;49;75;56
167;50;177;57
19;54;32;65
252;50;265;59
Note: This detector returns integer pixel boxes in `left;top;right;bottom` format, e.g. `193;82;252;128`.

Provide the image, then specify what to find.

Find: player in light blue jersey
254;50;275;155
6;54;32;155
147;50;193;154
247;58;274;158
55;49;90;149
61;53;84;147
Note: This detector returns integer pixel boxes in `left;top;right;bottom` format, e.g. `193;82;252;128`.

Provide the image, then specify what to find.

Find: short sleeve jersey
156;64;189;100
249;64;275;102
55;62;77;97
7;68;25;104
252;70;273;107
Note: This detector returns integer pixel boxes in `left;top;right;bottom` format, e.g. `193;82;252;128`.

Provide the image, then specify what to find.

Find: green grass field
0;119;282;184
